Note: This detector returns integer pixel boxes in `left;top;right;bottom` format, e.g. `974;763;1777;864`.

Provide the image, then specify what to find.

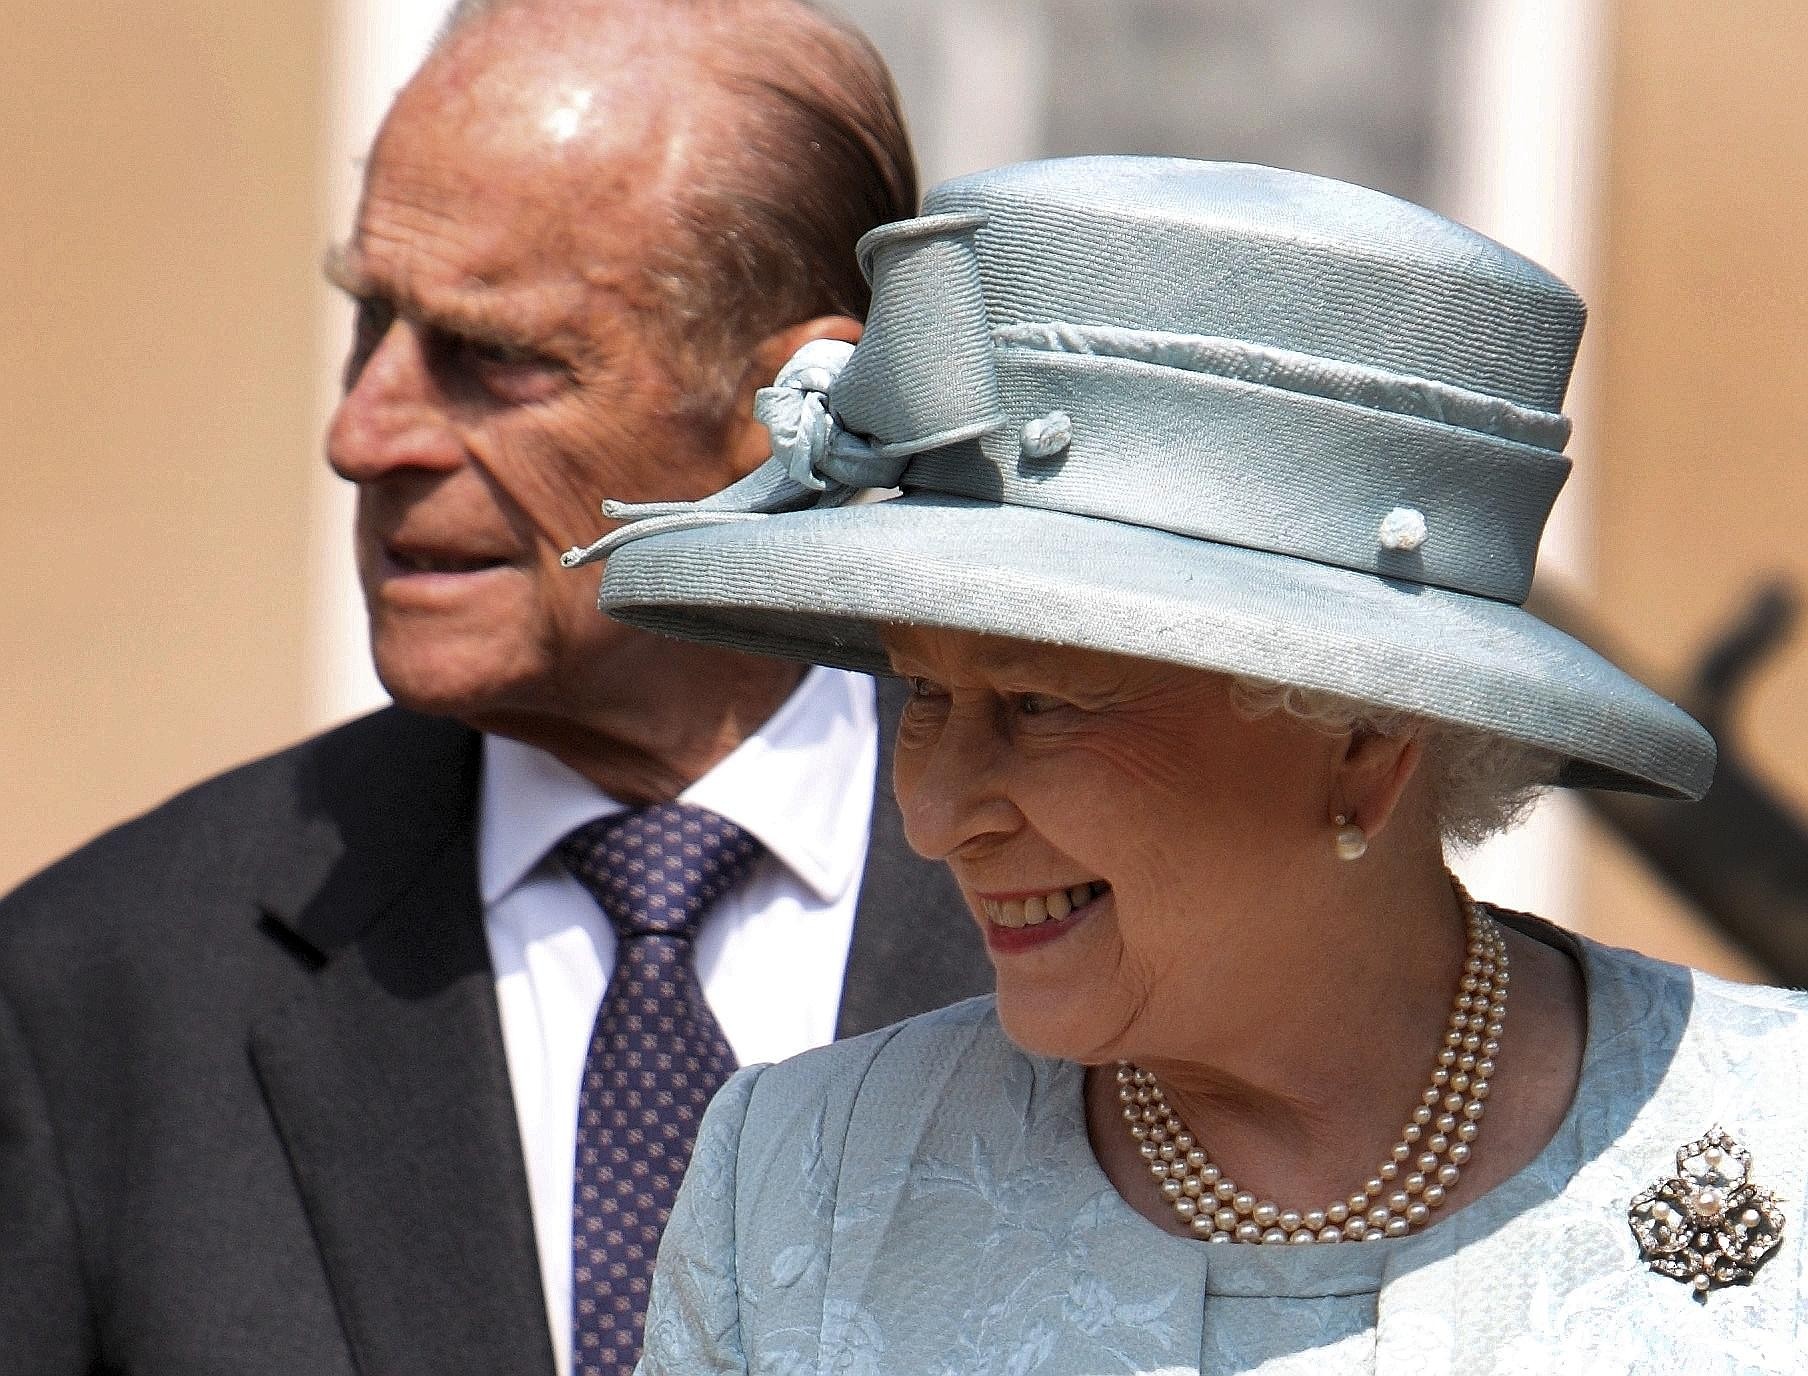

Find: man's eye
906;676;946;699
1016;693;1060;716
440;334;570;404
344;297;396;384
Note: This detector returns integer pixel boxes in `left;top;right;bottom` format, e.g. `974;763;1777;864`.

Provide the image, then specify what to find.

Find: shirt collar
478;666;877;908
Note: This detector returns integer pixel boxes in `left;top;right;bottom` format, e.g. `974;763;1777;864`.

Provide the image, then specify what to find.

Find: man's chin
369;645;540;727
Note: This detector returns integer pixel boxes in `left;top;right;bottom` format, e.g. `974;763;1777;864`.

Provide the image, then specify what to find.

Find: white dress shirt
479;666;877;1373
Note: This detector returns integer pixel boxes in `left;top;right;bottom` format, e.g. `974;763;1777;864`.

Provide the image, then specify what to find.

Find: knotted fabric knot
556;801;763;1374
559;802;764;940
753;337;903;492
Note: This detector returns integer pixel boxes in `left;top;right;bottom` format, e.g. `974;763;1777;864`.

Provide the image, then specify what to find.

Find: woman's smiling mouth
976;882;1110;953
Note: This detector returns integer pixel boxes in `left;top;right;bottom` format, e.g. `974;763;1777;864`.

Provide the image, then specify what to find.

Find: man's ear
722;314;865;476
1331;729;1424;841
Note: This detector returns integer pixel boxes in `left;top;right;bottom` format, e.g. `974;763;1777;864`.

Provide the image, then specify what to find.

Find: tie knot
558;802;764;940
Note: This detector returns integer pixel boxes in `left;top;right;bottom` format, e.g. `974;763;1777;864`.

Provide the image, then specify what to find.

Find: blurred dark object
1531;581;1808;987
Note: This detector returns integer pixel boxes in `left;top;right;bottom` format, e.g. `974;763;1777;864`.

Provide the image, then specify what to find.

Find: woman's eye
1016;693;1061;716
906;676;946;699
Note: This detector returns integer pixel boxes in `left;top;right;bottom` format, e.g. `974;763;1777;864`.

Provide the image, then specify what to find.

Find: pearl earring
1333;814;1368;861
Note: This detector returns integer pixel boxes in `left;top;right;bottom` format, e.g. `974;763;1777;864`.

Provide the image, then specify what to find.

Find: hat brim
599;494;1714;800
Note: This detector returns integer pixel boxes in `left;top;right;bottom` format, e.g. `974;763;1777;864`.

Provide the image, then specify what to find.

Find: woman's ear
721;314;865;476
1332;729;1424;841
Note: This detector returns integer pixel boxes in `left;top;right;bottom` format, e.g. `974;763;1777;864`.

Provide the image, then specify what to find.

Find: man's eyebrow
321;243;368;297
320;245;567;353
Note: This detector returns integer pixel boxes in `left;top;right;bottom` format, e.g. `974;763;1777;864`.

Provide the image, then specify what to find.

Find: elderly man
0;2;985;1373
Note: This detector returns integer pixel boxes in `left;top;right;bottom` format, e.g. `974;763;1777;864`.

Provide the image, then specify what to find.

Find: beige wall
1581;0;1808;976
2;4;329;888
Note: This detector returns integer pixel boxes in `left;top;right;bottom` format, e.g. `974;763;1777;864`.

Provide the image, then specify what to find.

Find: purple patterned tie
558;803;763;1374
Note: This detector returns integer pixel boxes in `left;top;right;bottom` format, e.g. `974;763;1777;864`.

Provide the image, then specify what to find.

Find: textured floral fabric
637;924;1808;1374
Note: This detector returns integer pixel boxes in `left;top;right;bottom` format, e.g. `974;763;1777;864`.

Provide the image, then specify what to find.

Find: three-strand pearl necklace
1117;895;1507;1244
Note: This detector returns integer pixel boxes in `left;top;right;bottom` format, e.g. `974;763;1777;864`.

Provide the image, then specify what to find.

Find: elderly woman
566;158;1806;1372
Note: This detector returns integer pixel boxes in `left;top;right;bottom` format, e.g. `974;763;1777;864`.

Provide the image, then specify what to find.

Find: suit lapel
837;676;994;1038
249;710;556;1376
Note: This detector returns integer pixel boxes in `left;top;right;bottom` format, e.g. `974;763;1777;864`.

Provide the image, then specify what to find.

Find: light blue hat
566;157;1714;799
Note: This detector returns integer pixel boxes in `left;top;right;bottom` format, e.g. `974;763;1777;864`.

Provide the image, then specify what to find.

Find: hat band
898;346;1569;605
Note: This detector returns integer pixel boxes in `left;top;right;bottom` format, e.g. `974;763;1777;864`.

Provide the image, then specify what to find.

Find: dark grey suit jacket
0;685;987;1376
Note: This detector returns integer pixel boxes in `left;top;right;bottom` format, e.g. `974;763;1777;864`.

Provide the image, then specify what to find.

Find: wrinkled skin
884;625;1586;1224
325;11;835;800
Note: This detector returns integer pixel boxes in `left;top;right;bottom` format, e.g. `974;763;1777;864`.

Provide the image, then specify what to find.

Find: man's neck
467;653;808;805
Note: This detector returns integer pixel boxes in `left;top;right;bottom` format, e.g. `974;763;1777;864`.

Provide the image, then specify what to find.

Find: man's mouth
978;881;1110;930
382;545;512;576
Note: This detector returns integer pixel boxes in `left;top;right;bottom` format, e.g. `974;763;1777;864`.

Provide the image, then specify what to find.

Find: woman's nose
893;704;1019;862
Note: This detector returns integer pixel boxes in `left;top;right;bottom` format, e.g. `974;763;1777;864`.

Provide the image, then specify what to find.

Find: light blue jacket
639;930;1807;1374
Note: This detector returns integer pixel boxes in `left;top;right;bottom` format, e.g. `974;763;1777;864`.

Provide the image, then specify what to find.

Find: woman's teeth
981;882;1108;929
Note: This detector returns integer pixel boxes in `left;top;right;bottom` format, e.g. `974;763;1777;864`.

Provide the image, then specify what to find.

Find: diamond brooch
1627;1127;1785;1297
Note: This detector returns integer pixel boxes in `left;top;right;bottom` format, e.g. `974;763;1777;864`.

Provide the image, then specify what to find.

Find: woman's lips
977;881;1109;954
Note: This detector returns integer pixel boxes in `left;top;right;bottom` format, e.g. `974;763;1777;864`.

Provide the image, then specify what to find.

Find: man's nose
325;320;462;482
896;705;1019;863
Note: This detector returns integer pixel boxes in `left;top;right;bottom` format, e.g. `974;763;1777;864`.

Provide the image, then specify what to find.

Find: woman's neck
1085;859;1586;1235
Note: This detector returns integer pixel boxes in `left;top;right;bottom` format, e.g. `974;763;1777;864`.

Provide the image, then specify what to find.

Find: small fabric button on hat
559;803;764;1374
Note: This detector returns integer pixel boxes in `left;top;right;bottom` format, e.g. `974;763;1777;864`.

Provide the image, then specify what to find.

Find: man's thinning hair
439;0;918;419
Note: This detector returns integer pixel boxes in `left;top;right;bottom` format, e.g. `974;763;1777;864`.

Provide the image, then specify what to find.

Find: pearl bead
1252;1201;1280;1227
1161;1178;1183;1200
1390;1143;1412;1163
1364;1177;1385;1198
1404;1172;1426;1195
1402;1124;1422;1144
1387;1190;1412;1213
1235;1221;1261;1242
1423;1184;1446;1207
1448;1143;1470;1166
1261;1227;1288;1244
1438;1164;1460;1187
1428;1134;1448;1154
1304;1209;1327;1230
1416;1152;1439;1174
1384;1217;1411;1237
1318;1225;1343;1243
1175;1196;1198;1219
1412;1106;1433;1126
1215;1207;1238;1230
1456;1122;1479;1143
1215;1180;1238;1202
1188;1151;1210;1173
1183;1176;1204;1197
1326;1202;1349;1224
1378;1162;1399;1182
1210;1231;1233;1243
1462;1100;1485;1121
1367;1205;1391;1228
1233;1191;1256;1216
